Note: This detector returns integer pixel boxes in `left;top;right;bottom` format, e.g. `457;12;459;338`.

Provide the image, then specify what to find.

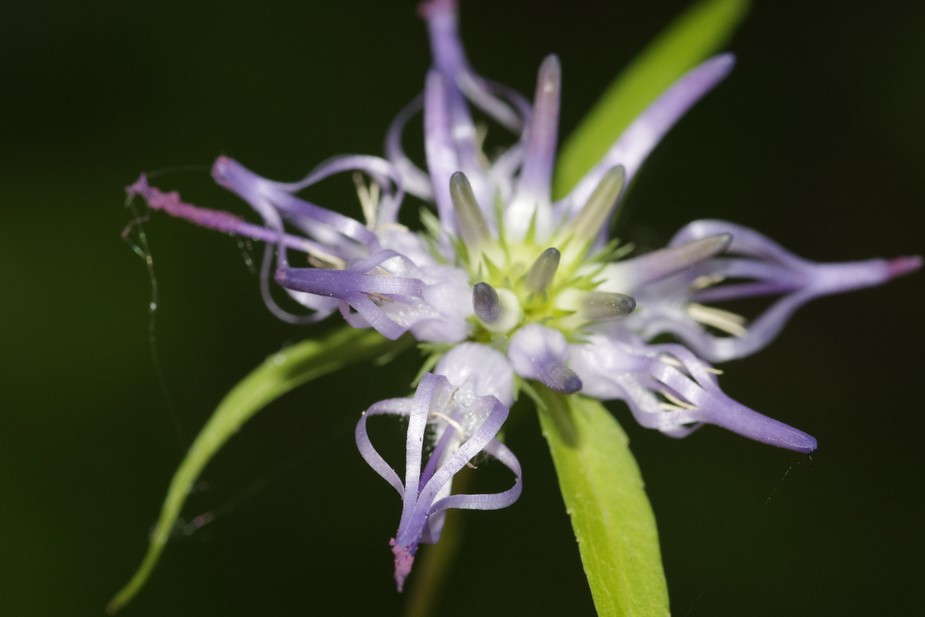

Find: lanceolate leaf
535;389;669;617
555;0;749;197
108;326;409;613
543;2;750;612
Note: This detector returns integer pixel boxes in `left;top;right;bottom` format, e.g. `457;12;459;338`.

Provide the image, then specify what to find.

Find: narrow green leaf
534;389;669;617
108;326;409;613
554;0;749;197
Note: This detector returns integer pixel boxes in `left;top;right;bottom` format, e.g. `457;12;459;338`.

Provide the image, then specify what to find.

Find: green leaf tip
107;326;409;614
554;0;750;198
534;390;669;617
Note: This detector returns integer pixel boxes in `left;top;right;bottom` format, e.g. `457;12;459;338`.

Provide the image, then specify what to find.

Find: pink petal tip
887;255;923;280
389;538;415;592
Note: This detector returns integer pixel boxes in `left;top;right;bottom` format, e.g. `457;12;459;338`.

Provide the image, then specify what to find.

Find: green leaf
554;0;749;197
108;326;410;614
544;4;751;609
534;389;669;617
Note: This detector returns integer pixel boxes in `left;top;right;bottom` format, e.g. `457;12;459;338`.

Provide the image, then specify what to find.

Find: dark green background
2;1;922;615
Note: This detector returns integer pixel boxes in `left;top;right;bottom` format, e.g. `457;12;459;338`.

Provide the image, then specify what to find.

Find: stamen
429;411;466;438
524;248;561;293
473;282;502;324
566;166;625;243
307;253;346;269
660;355;683;368
474;122;490;167
659;389;698;411
449;171;491;249
687;302;748;337
691;273;725;291
583;292;636;320
660;354;724;374
352;172;380;229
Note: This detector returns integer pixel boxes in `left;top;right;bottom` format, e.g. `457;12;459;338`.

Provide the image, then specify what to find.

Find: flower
127;0;919;590
356;344;520;591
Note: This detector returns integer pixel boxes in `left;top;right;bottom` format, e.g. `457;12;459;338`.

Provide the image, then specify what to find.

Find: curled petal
508;324;582;393
421;0;522;231
276;251;424;340
272;154;405;227
126;175;321;256
570;335;816;452
676;220;921;297
130;154;410;328
355;371;521;591
127;176;344;324
420;0;527;128
386;94;437;202
213;156;381;255
424;14;483;202
558;54;735;233
647;345;816;451
389;1;529;216
628;220;923;362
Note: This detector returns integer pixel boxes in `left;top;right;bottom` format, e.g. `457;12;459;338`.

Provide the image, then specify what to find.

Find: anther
473;282;502;324
524;247;561;293
449;172;491;249
583;292;636;320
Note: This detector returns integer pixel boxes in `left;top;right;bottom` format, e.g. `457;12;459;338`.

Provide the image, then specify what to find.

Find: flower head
127;0;920;590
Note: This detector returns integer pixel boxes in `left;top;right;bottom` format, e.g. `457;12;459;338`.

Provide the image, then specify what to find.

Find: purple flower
128;0;919;589
356;344;520;590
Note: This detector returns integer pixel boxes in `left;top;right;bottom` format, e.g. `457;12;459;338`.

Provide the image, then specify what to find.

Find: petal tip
390;538;415;592
210;155;243;191
538;54;561;84
545;364;583;394
418;0;456;19
791;433;817;454
708;52;737;74
211;154;231;176
887;255;922;280
561;373;583;394
772;427;816;453
125;173;149;197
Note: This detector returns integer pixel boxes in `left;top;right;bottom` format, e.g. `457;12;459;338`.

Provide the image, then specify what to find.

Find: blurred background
1;1;922;615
